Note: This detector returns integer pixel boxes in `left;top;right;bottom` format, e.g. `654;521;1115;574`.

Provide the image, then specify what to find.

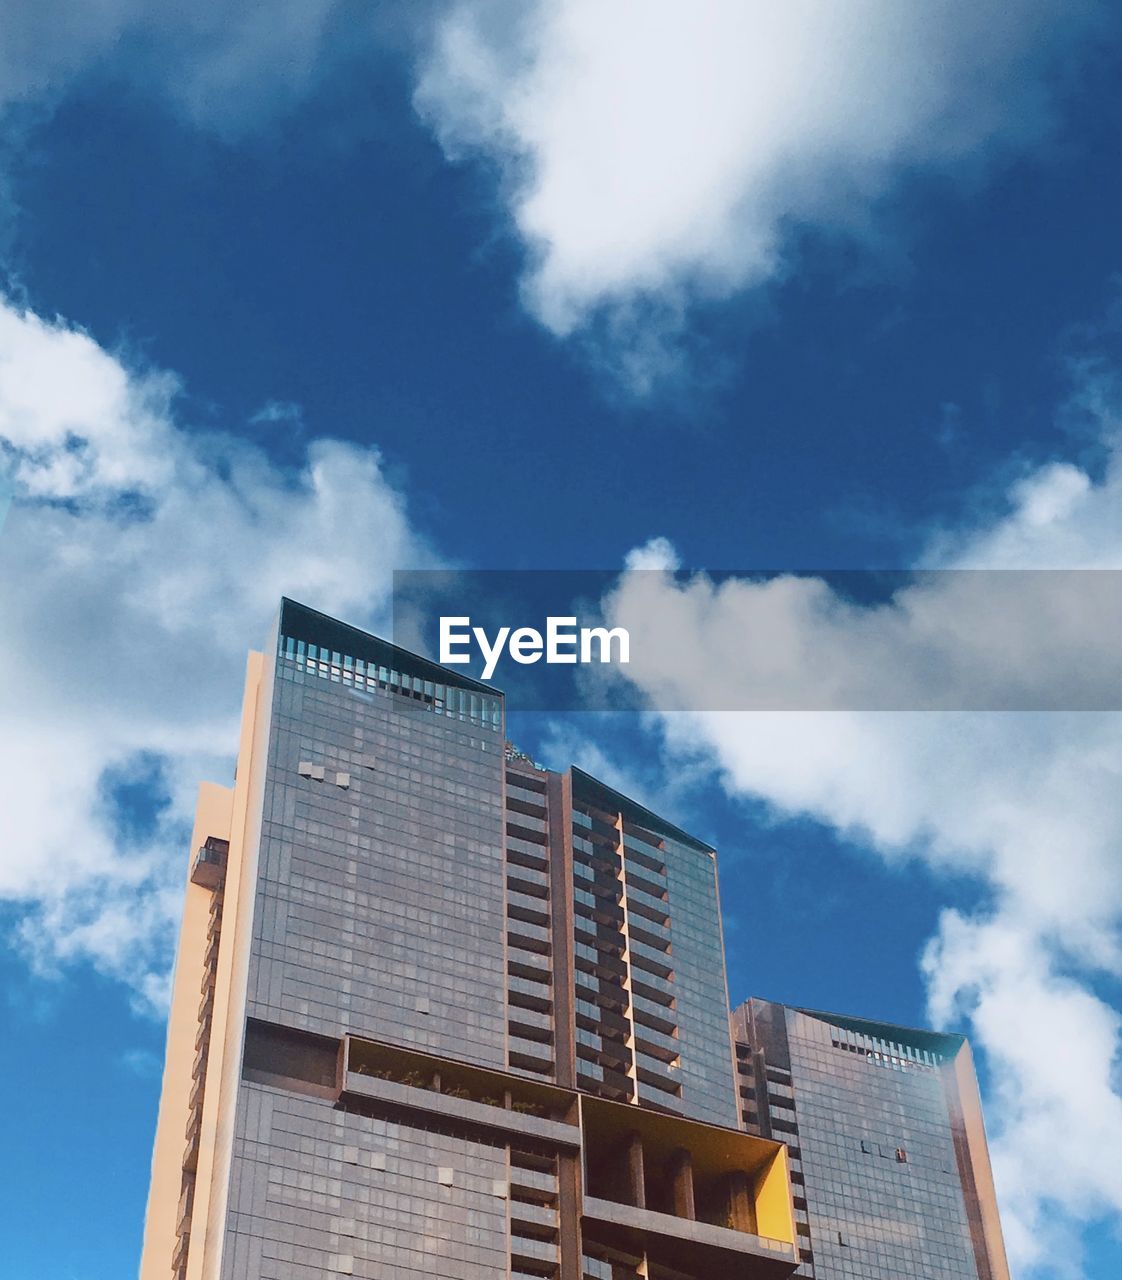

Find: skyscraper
732;1001;1010;1280
140;599;1005;1280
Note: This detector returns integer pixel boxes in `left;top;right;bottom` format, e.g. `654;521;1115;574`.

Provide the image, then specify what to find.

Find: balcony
580;1094;799;1278
338;1034;580;1149
171;1229;190;1274
507;891;551;929
632;993;678;1035
627;939;674;981
190;837;229;890
508;917;553;955
510;1198;559;1237
507;867;550;896
176;1177;195;1235
509;1006;554;1041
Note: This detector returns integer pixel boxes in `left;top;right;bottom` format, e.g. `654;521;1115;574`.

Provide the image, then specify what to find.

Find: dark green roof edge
570;765;715;855
278;598;504;699
793;1005;966;1056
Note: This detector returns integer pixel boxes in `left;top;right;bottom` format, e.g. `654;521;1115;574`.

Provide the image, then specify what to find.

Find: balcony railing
190;837;229;890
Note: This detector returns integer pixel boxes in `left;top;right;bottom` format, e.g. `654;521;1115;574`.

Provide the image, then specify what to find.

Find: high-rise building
139;599;1006;1280
732;1001;1010;1280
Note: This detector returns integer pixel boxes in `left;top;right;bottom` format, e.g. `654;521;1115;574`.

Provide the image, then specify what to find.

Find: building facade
732;1001;1010;1280
140;599;1005;1280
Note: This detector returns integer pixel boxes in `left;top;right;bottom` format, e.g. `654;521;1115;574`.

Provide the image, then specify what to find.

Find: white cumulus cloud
0;295;434;1009
416;0;1102;382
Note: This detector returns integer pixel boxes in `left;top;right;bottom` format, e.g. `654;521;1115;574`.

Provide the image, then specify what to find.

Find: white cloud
250;399;303;427
924;912;1122;1272
929;456;1122;571
0;296;434;1009
0;0;377;136
623;534;680;573
416;0;1101;379
598;385;1122;1272
607;567;1122;719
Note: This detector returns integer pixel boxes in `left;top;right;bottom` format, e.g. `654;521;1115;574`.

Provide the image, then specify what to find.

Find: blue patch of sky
0;933;165;1280
98;752;173;847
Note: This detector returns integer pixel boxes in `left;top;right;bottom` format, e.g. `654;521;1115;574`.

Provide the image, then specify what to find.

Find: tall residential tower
140;600;1007;1280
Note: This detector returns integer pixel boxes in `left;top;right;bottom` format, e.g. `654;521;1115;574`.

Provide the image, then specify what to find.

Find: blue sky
2;4;1122;1277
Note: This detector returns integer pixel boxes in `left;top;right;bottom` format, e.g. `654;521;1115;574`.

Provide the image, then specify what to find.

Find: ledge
583;1196;799;1276
340;1070;580;1149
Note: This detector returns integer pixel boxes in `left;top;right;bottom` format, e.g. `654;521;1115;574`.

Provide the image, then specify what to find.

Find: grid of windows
222;1085;509;1280
246;652;509;1068
784;1009;977;1280
659;832;739;1127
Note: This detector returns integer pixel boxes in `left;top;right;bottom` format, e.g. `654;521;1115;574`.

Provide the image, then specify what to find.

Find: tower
140;599;797;1280
733;1000;1010;1280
